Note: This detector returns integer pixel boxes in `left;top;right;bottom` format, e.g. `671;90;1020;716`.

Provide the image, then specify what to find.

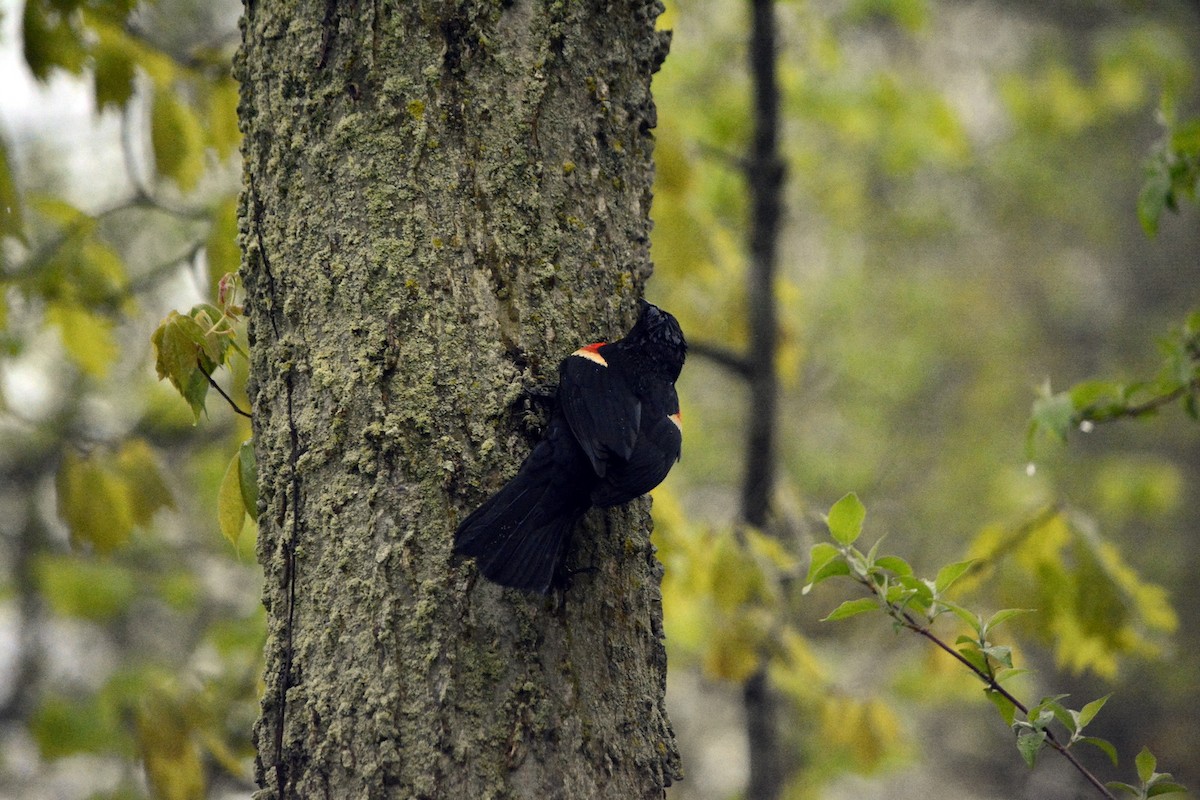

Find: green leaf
1076;693;1111;730
1106;782;1142;797
23;0;87;82
895;574;934;606
934;559;976;595
151;311;211;420
980;644;1013;669
873;555;913;577
34;554;137;621
1171;118;1200;155
1136;747;1157;784
1138;153;1173;237
821;596;878;621
994;667;1032;685
983;608;1033;635
1016;729;1046;768
238;440;258;519
827;492;866;546
940;600;981;633
985;689;1017;726
1147;782;1189;797
30;694;123;760
150;89;205;191
956;644;990;675
1029;386;1075;448
803;542;847;592
217;449;247;547
1080;736;1119;767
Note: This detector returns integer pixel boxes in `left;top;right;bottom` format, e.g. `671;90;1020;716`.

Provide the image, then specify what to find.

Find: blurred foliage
804;493;1182;795
650;0;1200;798
1;0;256;798
3;0;1200;798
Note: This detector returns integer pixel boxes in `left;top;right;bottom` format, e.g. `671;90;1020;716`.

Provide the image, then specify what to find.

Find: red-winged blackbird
454;301;687;593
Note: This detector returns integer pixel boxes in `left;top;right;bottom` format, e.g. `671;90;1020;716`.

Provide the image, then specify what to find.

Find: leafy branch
1138;114;1199;238
151;272;257;547
151;272;249;422
805;493;1187;800
1029;311;1200;453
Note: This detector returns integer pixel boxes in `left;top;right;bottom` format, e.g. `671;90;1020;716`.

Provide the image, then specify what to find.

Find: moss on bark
239;0;679;796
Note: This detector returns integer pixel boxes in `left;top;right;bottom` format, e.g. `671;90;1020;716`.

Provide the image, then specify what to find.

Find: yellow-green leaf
151;89;205;191
114;438;174;525
217;449;246;547
93;26;138;110
238;440;258;519
137;693;206;800
827;492;866;546
56;449;135;553
76;239;129;306
702;616;764;682
206;198;240;299
205;77;241;160
933;559;977;595
1136;746;1157;784
46;302;119;378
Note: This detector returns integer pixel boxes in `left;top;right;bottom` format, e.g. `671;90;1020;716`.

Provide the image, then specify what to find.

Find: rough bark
237;1;680;797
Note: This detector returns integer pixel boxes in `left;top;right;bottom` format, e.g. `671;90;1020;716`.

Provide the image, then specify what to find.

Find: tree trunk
237;1;680;797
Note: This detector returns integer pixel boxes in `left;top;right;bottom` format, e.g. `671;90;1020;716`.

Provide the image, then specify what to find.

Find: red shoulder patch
571;342;608;366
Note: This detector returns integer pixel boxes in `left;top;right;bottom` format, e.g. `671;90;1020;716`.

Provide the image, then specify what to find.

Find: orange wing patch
669;411;682;432
571;342;608;367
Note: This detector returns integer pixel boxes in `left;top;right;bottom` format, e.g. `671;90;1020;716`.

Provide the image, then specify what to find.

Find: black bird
454;300;687;593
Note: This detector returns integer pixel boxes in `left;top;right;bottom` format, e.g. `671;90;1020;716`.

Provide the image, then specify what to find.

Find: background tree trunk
238;1;681;797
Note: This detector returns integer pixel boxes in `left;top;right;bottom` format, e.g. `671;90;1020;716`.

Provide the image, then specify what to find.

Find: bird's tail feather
454;450;587;594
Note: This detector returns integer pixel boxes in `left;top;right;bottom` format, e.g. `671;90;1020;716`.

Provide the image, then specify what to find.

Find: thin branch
696;140;749;172
689;340;753;378
122;100;154;201
125;240;207;295
1079;378;1200;425
963;503;1063;576
856;576;1118;800
197;361;252;419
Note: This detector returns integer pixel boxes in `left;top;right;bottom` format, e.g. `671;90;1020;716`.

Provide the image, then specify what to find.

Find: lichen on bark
238;0;680;797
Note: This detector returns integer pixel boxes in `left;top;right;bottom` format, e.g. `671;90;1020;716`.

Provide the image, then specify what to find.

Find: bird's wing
558;343;641;477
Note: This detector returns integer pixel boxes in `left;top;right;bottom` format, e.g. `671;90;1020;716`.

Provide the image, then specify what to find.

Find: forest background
0;0;1198;798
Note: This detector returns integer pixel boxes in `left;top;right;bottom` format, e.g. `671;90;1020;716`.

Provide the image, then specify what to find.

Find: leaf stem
197;361;252;419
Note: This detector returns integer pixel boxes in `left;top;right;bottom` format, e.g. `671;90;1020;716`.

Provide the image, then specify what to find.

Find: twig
1080;378;1200;425
857;576;1118;800
197;361;252;419
689;340;753;378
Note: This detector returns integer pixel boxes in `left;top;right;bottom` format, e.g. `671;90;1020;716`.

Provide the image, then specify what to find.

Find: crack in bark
316;0;340;70
248;179;301;798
